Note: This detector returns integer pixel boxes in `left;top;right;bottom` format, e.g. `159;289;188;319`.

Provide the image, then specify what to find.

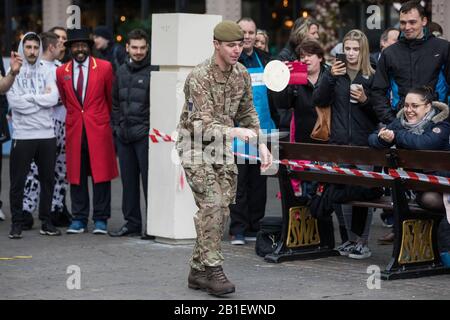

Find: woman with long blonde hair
313;29;379;260
341;29;375;77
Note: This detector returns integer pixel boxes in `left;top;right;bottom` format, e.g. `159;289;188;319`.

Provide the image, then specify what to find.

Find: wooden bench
266;142;450;280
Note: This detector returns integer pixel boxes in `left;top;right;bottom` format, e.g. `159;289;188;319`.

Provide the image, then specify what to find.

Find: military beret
213;21;244;42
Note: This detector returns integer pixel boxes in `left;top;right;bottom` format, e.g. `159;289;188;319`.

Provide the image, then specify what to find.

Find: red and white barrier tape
149;129;175;143
388;169;450;187
149;129;450;187
235;152;395;181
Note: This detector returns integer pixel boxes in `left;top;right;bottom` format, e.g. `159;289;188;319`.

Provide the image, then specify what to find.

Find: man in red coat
56;28;118;234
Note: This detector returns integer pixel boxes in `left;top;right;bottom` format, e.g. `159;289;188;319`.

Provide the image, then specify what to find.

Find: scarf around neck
400;108;436;135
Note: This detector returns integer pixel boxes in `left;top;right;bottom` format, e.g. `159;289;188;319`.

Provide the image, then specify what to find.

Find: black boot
22;212;34;231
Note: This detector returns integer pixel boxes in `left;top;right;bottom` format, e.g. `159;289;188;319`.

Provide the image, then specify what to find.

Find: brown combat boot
204;266;235;296
188;268;208;290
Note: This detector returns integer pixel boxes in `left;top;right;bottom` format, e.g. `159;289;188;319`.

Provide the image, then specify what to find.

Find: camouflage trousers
183;164;238;271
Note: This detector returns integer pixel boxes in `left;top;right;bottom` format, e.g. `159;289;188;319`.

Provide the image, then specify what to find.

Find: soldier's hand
259;143;273;173
230;128;257;142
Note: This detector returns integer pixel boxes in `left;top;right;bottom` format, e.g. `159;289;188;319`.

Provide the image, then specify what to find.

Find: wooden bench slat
395;149;450;172
402;179;450;193
290;171;390;188
290;170;450;193
348;197;428;214
279;142;450;172
279;143;391;167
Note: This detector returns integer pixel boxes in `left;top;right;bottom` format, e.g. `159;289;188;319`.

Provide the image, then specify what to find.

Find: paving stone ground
0;159;449;300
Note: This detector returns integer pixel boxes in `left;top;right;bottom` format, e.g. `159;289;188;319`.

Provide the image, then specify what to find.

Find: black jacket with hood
313;68;378;146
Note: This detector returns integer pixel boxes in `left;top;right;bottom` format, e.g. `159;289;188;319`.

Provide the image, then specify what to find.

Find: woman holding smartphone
313;29;379;259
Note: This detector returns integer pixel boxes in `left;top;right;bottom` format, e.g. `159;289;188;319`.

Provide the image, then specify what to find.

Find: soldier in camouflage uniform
176;20;272;296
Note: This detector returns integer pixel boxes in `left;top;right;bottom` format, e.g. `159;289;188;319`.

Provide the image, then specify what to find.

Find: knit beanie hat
93;26;113;42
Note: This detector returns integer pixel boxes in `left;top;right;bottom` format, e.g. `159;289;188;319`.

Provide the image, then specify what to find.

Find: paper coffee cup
350;84;361;103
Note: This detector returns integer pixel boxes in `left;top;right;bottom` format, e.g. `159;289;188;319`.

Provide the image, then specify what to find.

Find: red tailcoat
56;57;118;185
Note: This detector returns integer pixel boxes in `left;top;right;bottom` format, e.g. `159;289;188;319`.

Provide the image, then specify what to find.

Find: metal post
259;0;269;31
141;0;150;21
384;2;391;28
293;0;301;20
106;0;114;31
5;0;13;54
175;0;189;13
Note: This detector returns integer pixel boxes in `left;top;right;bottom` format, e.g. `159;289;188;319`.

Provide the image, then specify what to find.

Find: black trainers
50;211;72;228
40;222;62;236
9;224;23;239
22;212;34;231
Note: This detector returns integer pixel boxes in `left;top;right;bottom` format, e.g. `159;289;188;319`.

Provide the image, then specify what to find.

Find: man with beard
21;32;72;230
56;28;118;235
109;29;158;237
7;32;60;239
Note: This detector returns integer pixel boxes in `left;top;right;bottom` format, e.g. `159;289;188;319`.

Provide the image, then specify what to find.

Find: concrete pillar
42;0;72;31
432;0;450;40
148;13;222;244
206;0;241;21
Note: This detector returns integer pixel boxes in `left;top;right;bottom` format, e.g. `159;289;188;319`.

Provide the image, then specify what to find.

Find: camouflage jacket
176;55;260;166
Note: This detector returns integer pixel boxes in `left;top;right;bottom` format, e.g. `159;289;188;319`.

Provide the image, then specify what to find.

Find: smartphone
336;53;347;66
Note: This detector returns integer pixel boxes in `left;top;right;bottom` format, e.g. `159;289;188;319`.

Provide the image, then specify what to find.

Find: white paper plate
263;60;290;92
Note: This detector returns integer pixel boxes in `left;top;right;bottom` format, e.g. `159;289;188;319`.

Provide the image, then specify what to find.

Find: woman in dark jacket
368;95;450;152
273;39;349;244
276;18;321;133
313;31;378;146
368;87;450;265
313;29;378;259
275;39;327;144
277;18;320;62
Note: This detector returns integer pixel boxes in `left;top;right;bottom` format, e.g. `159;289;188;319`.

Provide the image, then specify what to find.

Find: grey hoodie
6;32;58;140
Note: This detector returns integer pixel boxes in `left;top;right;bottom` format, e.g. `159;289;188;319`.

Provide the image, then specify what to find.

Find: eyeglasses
403;103;427;110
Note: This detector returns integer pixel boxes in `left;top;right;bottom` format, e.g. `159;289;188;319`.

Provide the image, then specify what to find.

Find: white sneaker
0;209;5;221
348;243;372;259
336;241;356;256
230;235;246;245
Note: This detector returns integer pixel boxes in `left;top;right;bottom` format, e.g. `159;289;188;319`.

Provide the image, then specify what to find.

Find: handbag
310;106;331;142
255;217;282;257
